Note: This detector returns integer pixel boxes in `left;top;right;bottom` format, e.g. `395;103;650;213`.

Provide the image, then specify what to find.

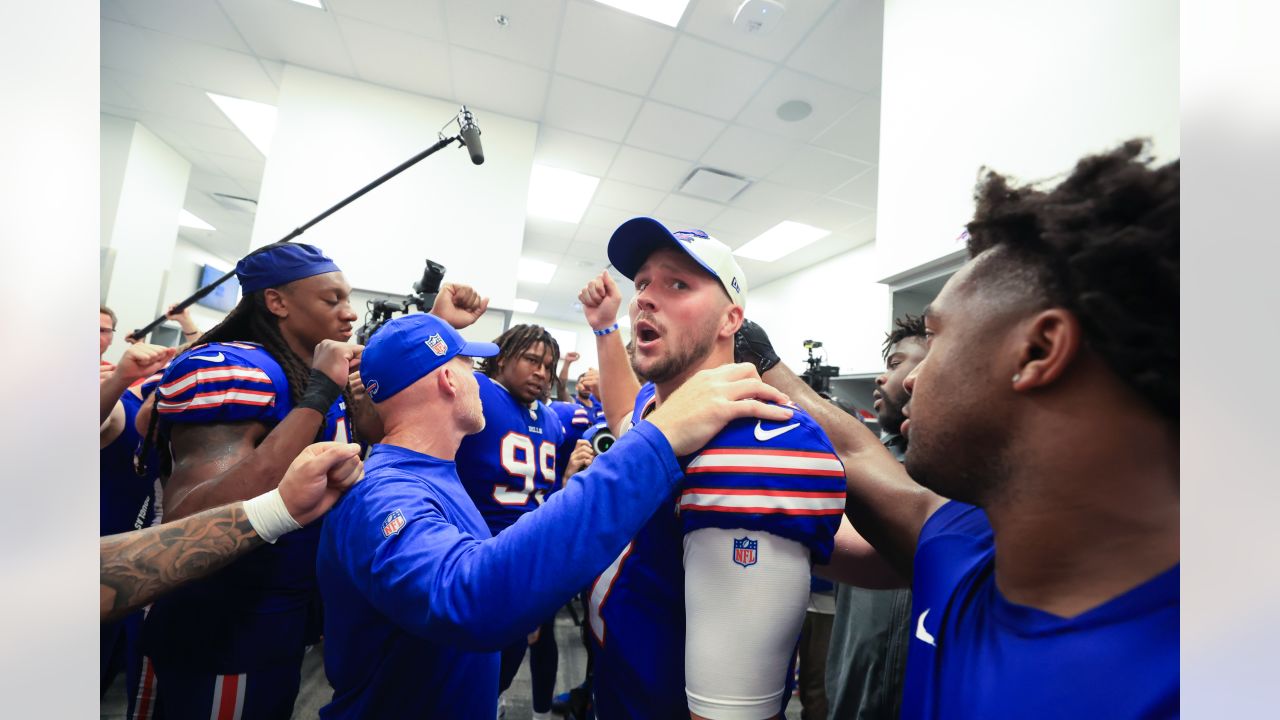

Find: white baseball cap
607;217;747;308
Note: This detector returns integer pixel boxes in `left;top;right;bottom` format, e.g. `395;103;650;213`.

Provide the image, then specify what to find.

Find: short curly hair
964;139;1178;420
882;313;926;363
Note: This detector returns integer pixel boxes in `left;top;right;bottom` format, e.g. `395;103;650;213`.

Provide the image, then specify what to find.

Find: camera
582;422;616;455
356;259;446;344
801;339;840;394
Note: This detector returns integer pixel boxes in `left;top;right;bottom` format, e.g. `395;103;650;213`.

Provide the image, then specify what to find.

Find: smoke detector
732;0;785;35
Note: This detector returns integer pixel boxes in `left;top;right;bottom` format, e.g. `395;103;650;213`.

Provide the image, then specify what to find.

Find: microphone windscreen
460;124;484;165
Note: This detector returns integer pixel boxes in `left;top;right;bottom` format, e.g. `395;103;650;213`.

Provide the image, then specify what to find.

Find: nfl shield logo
382;509;406;538
425;333;448;356
733;536;758;568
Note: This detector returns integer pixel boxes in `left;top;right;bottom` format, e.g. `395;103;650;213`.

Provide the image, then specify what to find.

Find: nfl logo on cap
425;333;448;356
382;509;406;538
733;536;758;568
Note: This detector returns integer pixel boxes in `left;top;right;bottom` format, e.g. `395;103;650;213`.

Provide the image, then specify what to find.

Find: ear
720;303;744;339
1011;308;1082;391
436;365;459;400
262;288;289;320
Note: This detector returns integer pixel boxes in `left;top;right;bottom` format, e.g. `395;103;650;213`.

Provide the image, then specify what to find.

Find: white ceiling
101;0;884;324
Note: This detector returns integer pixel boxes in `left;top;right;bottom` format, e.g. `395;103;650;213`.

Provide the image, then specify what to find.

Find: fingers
297;441;361;469
727;398;795;424
602;272;619;296
475;297;490;315
328;454;365;489
724;377;790;407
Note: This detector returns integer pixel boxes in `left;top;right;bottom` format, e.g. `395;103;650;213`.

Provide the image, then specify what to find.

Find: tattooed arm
99;441;365;623
99;503;261;623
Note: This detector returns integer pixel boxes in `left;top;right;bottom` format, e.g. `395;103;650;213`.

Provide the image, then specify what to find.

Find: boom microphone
458;106;484;165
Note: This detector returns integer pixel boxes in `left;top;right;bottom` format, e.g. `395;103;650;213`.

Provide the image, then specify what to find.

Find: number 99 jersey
456;372;568;536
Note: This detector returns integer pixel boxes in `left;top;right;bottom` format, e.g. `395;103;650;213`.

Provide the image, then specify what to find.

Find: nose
875;372;888;387
339;302;358;322
635;286;657;312
903;361;921;396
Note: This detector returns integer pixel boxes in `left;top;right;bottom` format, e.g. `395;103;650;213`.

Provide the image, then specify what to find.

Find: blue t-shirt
316;421;685;719
100;388;158;536
588;383;846;719
903;501;1179;719
456;373;569;534
141;341;351;671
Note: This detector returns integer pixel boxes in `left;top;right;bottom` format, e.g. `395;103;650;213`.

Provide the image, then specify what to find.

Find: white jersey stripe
679;491;845;513
588;541;634;645
158;389;274;412
686;453;843;473
160;367;272;397
232;672;246;720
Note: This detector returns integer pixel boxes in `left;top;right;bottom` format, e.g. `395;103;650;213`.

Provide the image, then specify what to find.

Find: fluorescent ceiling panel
514;298;540;314
734;221;831;262
527;165;600;223
518;257;557;284
207;92;279;156
178;209;215;231
591;0;691;28
288;0;325;8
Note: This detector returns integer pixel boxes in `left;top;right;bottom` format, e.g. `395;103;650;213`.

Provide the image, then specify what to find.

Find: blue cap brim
607;217;718;281
459;341;499;358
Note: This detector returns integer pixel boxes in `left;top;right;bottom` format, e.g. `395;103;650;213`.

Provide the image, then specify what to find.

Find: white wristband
242;488;303;544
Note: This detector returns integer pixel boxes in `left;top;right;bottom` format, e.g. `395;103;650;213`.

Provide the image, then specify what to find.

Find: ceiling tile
699;124;798;180
729;179;820;216
525;216;579;239
449;46;549;121
682;0;837;63
202;151;267;194
828;167;877;209
572;222;615;247
260;60;285;88
606;146;693;191
104;71;239;129
101;0;134;23
591;179;666;215
736;68;863;141
555;0;675;95
654;194;725;228
100;72;138;108
523;232;574;256
101;20;278;103
543;75;644;142
114;0;253;53
567;238;612;263
443;0;565;71
706;207;779;245
786;0;884;93
533;127;619;177
327;0;448;42
579;204;637;233
790;197;874;233
649;35;775;120
812;95;879;163
219;0;357;78
625;102;726;160
137;114;262;160
338;17;453;101
768;145;873;194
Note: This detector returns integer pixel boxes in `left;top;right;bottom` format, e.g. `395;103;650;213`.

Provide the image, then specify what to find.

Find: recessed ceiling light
495;14;510;27
178;209;216;231
591;0;691;27
734;220;830;262
776;100;813;122
514;298;540;314
288;0;325;9
207;93;279;156
527;165;600;224
518;257;557;284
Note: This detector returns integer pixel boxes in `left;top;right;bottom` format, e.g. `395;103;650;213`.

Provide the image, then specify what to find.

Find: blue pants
499;615;558;713
130;658;302;720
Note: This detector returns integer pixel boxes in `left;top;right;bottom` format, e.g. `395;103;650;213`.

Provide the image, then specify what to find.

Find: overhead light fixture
518;257;557;284
734;220;830;262
288;0;325;9
527;165;600;224
514;298;540;314
178;209;215;231
679;167;752;203
207;92;279;156
591;0;691;27
776;100;813;122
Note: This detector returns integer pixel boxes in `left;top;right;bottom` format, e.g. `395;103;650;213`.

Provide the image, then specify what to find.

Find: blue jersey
316;421;686;719
141;341;351;672
456;373;568;535
100;388;157;536
588;382;846;718
550;399;593;449
576;394;604;424
903;501;1179;719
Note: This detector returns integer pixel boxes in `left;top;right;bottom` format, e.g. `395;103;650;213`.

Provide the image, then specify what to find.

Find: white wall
251;66;538;309
100;114;133;247
747;241;890;376
875;0;1179;277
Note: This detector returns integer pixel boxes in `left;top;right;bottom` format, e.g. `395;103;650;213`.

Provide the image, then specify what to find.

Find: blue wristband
593;323;619;337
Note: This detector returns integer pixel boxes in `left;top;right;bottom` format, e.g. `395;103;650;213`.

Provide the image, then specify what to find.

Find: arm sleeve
683;528;810;719
346;421;684;651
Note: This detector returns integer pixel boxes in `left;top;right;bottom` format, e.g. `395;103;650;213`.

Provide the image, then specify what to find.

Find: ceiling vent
678;167;752;203
211;192;259;214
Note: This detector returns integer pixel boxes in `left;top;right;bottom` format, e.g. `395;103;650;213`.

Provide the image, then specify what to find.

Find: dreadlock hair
137;288;360;477
477;324;561;381
882;313;927;363
964;138;1178;421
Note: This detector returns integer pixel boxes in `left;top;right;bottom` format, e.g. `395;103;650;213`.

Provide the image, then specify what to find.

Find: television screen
195;264;239;313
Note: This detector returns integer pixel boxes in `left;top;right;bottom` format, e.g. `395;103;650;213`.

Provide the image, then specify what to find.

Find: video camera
582;422;616;455
355;259;446;344
800;340;840;394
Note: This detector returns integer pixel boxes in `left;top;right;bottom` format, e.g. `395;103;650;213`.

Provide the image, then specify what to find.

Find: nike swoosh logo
916;609;936;646
754;421;800;442
190;352;225;362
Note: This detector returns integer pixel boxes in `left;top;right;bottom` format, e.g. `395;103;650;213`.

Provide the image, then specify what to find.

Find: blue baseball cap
607;217;747;307
236;243;341;293
360;313;498;403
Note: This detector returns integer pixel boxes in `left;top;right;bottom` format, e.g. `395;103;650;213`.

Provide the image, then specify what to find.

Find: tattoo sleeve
99;502;262;624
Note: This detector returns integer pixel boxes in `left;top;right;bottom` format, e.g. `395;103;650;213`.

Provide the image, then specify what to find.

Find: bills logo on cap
674;229;709;242
382;509;406;538
366;380;379;397
733;536;758;568
425;333;448;357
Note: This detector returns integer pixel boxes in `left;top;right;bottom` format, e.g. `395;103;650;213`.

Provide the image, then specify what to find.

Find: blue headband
235;243;341;293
